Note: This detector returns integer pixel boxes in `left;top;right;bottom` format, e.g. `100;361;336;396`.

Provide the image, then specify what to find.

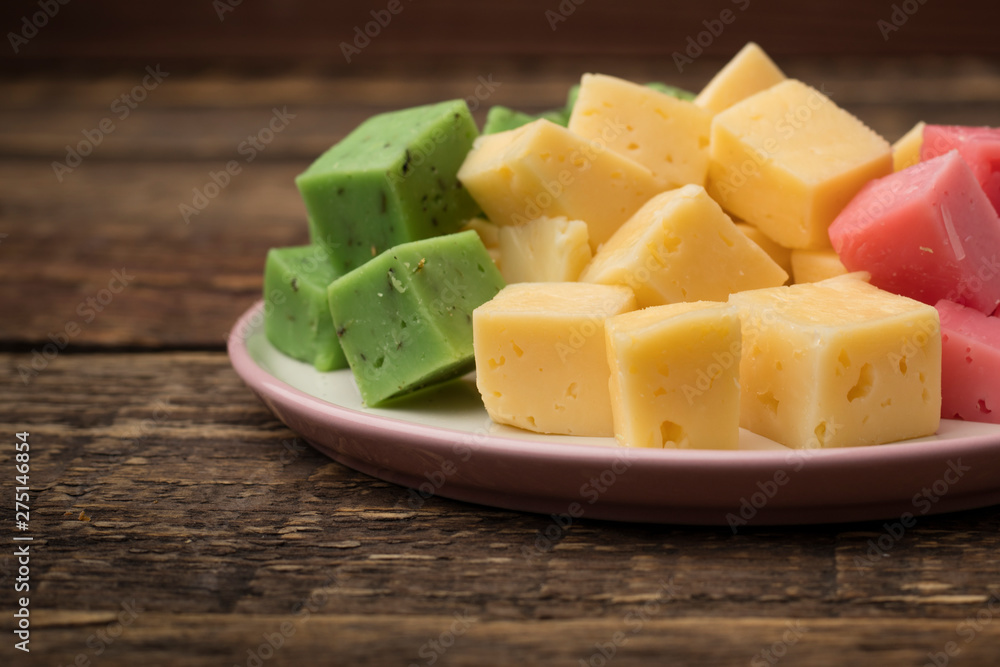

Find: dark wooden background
3;0;1000;70
3;1;1000;665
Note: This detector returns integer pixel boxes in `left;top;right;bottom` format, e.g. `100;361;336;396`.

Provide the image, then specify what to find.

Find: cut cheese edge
606;301;742;449
498;216;592;283
580;184;788;307
790;248;848;284
729;276;941;448
892;121;925;172
569;73;713;190
735;222;792;278
456;119;663;250
707;79;892;249
694;42;787;114
473;282;637;436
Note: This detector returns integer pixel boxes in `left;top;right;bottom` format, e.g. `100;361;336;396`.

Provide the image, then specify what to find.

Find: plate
228;301;1000;525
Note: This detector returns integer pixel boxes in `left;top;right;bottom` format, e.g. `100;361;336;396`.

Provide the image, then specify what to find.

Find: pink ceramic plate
228;301;1000;525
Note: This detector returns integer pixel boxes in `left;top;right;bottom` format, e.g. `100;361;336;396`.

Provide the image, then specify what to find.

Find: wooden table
4;55;1000;666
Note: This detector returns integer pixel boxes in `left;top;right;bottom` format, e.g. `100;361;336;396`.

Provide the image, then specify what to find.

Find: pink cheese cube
935;299;1000;424
922;125;1000;216
829;150;1000;315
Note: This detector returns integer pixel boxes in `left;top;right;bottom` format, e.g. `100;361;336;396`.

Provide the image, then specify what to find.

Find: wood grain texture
3;59;1000;348
3;0;1000;70
14;614;1000;667
2;353;1000;664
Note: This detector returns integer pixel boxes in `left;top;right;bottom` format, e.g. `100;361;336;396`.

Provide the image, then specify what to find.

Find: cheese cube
921;125;1000;216
297;100;480;273
568;73;713;189
460;217;500;248
893;121;925;172
263;245;348;372
936;299;1000;424
707;80;892;249
473;282;636;436
829;150;1000;315
580;185;788;308
729;276;942;449
605;302;742;449
328;231;504;406
498;216;592;283
790;249;848;284
735;222;792;278
694;42;787;114
461;217;502;268
456;119;663;250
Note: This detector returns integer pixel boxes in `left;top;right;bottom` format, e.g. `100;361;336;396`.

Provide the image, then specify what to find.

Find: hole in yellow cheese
814;421;829;445
758;390;779;415
660;420;686;447
847;363;874;402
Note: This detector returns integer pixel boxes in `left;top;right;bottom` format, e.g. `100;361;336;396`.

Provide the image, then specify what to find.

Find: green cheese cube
645;81;696;101
483;106;538;135
328;230;505;406
296;100;481;273
537;108;571;126
483;105;569;135
264;245;348;372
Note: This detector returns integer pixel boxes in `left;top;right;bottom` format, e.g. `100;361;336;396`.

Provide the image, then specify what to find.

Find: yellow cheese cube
568;73;713;190
457;119;662;250
498;216;592;283
461;217;502;268
473;282;636;436
706;80;892;249
735;222;792;278
460;217;500;248
729;276;941;449
605;301;742;449
694;42;786;114
892;121;925;172
580;184;788;308
790;248;848;284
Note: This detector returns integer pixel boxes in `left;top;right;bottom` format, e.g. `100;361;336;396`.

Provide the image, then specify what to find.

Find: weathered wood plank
2;352;999;632
0;161;304;347
2;0;1000;66
3;58;1000;160
8;613;1000;667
